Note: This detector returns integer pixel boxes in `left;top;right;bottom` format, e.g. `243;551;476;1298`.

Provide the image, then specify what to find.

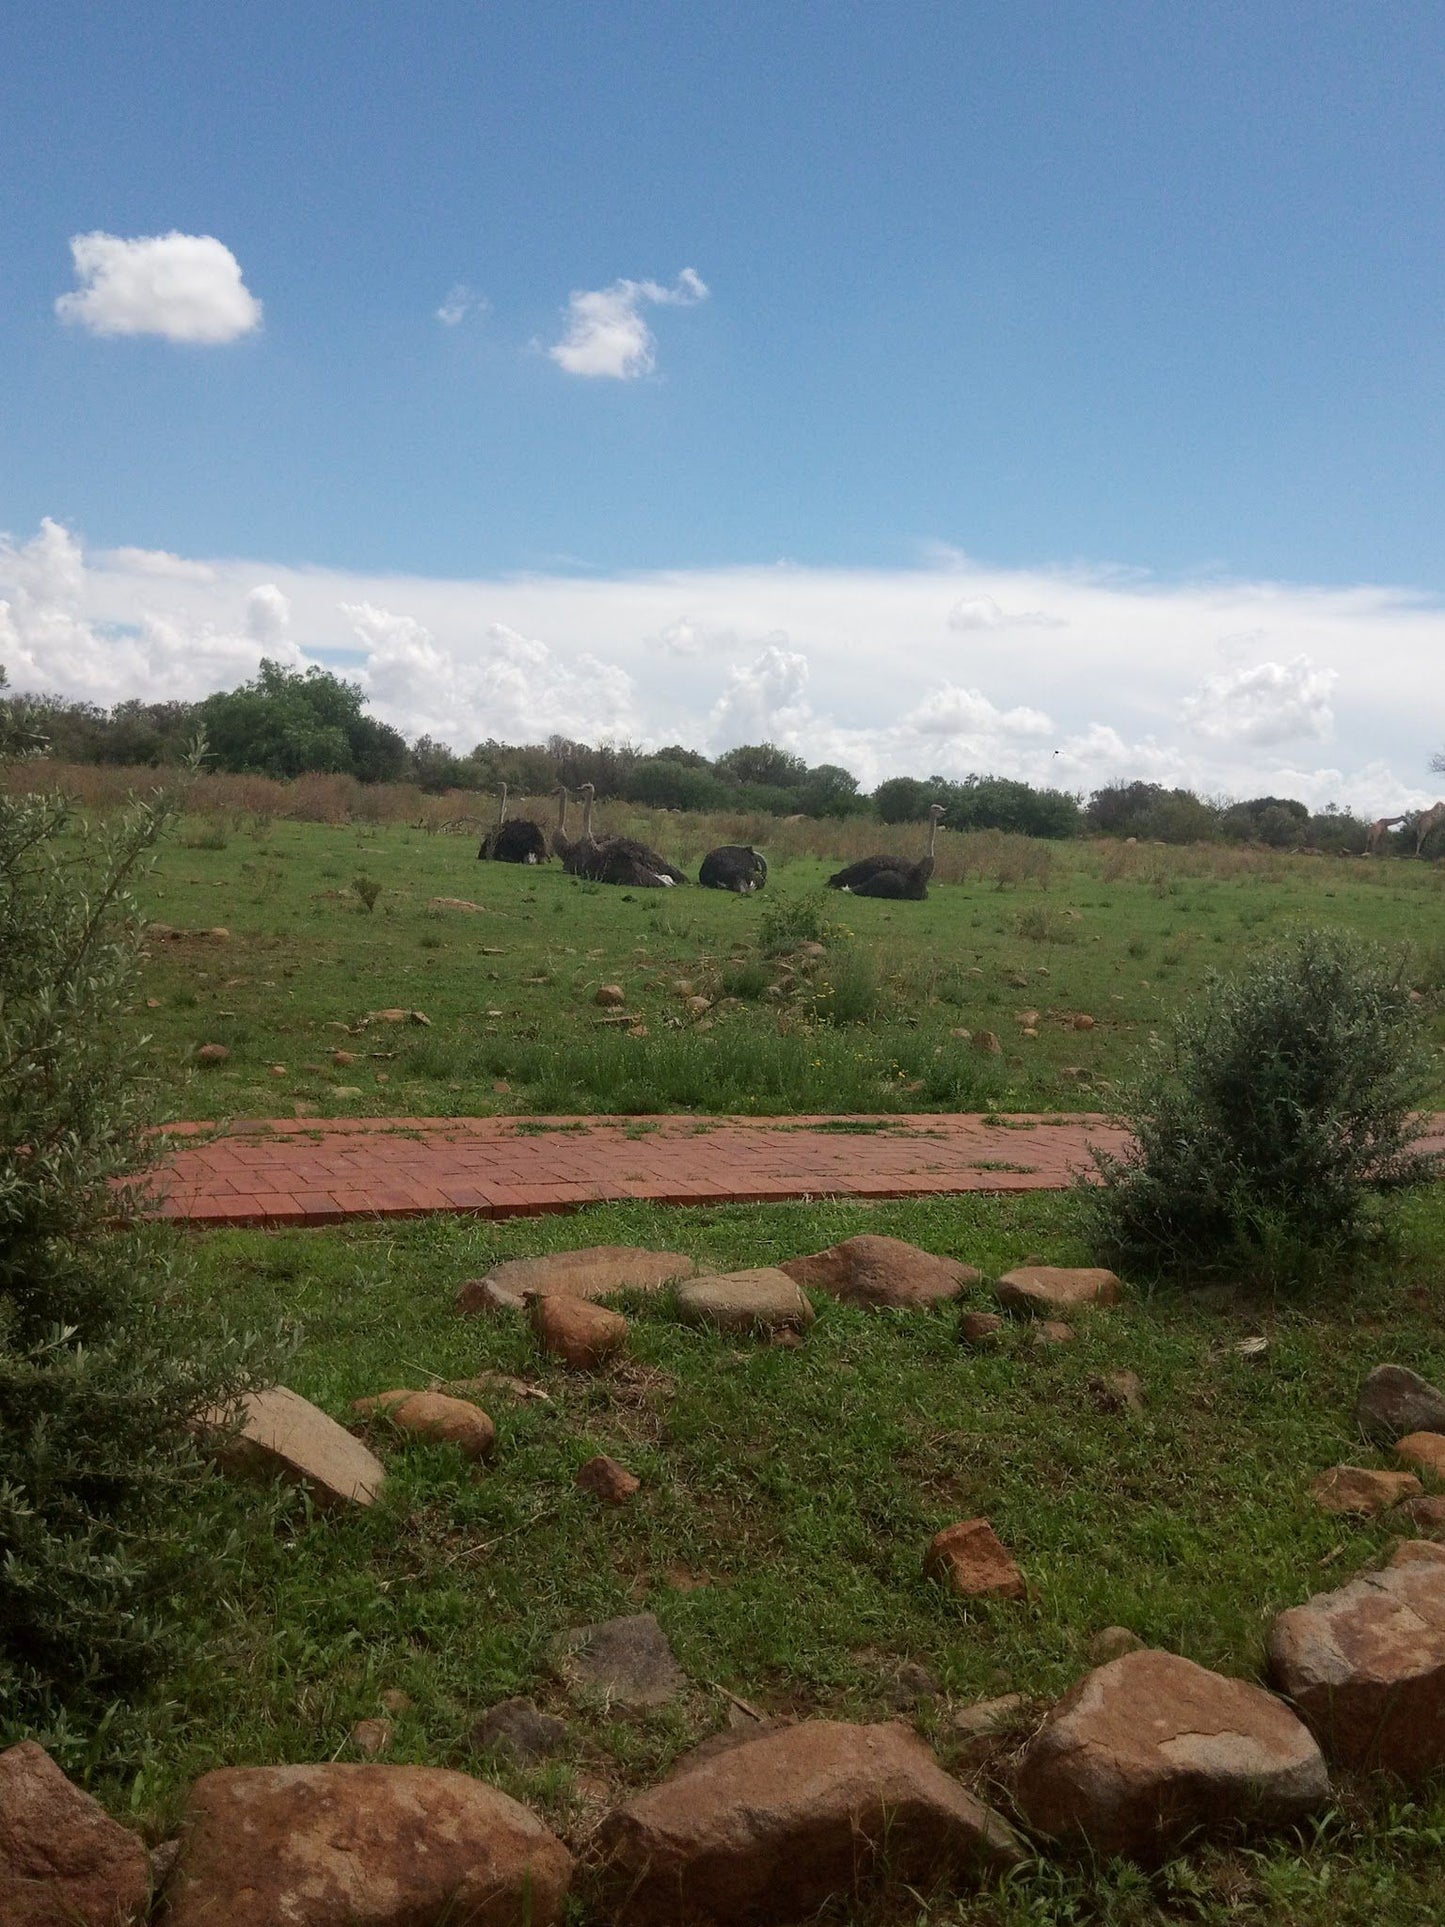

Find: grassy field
131;805;1445;1122
79;1184;1445;1924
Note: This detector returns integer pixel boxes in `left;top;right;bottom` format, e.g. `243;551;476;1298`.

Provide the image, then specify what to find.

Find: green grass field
134;810;1445;1122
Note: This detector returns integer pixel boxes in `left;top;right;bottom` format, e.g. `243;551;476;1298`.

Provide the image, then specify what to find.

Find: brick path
149;1111;1445;1228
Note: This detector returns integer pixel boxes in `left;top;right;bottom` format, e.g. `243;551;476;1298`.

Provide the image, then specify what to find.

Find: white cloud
948;594;1067;632
436;284;488;326
1180;653;1337;745
709;643;811;749
907;684;1053;740
244;584;291;645
55;231;262;343
548;267;708;379
102;546;217;582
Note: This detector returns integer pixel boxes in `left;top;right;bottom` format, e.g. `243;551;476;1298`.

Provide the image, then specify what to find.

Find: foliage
757;891;837;956
351;872;383;913
1077;927;1439;1279
198;660;410;783
0;773;261;1732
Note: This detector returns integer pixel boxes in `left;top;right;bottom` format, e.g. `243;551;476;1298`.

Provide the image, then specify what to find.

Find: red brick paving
147;1111;1445;1229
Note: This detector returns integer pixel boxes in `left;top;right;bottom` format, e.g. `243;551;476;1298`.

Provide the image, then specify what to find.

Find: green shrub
351;872;382;913
758;892;836;957
0;777;262;1735
1076;927;1439;1280
806;944;880;1025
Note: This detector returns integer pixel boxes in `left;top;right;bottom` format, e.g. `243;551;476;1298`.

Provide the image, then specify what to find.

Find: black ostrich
827;804;944;899
477;784;548;863
574;784;688;888
700;845;768;893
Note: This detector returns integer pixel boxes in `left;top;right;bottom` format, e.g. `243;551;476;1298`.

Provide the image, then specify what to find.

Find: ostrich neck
497;786;508;829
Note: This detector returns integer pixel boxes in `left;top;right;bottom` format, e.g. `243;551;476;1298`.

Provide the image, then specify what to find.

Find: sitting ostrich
477;784;548;863
574;784;688;888
827;804;945;899
699;845;768;893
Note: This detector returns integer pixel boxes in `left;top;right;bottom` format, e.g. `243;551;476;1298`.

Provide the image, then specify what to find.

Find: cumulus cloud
548;267;708;379
1180;653;1337;745
244;584;291;645
55;231;263;343
708;643;811;748
102;546;217;582
436;284;488;326
947;594;1066;632
907;684;1053;740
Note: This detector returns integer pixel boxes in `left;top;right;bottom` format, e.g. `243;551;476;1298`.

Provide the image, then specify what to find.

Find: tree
873;777;935;824
798;763;861;819
197;661;407;782
625;757;726;812
714;743;808;792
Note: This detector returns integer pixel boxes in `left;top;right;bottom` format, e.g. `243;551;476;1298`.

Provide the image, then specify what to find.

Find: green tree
714;743;808;792
198;661;407;782
797;763;861;819
873;777;935;824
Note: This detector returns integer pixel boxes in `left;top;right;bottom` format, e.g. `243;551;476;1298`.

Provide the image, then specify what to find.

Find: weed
759;893;835;956
351;874;383;914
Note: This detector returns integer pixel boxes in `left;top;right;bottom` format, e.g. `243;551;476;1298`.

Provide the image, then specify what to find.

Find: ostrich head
927;803;946;850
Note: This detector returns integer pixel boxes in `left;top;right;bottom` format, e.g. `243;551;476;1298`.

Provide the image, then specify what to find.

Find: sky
2;2;1443;809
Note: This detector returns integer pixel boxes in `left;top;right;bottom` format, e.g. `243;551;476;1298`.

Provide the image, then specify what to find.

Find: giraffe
1415;801;1445;856
1367;814;1405;855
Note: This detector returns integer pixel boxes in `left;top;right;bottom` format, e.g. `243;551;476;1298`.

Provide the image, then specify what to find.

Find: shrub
351;872;383;913
758;892;837;957
0;775;262;1734
1076;927;1439;1280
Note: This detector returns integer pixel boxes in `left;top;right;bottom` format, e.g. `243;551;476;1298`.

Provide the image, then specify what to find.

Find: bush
1076;927;1439;1280
758;892;837;957
0;775;262;1734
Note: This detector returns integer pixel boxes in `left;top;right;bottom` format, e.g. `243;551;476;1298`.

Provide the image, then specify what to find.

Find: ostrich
1416;801;1445;856
551;786;591;870
575;784;688;888
477;784;548;863
827;804;945;898
699;845;768;893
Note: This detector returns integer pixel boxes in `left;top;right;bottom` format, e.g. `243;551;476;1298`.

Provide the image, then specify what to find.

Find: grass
123;814;1445;1124
46;1184;1445;1923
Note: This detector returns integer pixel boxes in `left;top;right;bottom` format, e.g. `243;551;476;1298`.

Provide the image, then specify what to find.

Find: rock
457;1246;698;1314
949;1693;1028;1748
470;1698;570;1767
1031;1320;1076;1346
0;1741;150;1927
594;1719;1021;1924
874;1661;941;1711
576;1454;640;1503
1356;1364;1445;1443
557;1612;687;1709
204;1385;385;1508
925;1518;1026;1600
780;1235;980;1311
1015;1650;1328;1860
1404;1494;1445;1534
675;1268;815;1335
330;1049;357;1066
596;983;626;1006
207;926;231;942
443;1372;551;1405
1308;1465;1421;1515
195;1043;229;1065
379;1689;414;1715
1088;1626;1145;1664
349;1718;392;1758
1395;1432;1445;1480
973;1029;1002;1054
352;1389;495;1462
529;1293;627;1370
959;1310;1006;1346
1090;1370;1145;1414
163;1764;573;1926
995;1266;1122;1316
1073;1013;1096;1031
685;996;713;1018
332;1086;362;1099
1269;1541;1445;1777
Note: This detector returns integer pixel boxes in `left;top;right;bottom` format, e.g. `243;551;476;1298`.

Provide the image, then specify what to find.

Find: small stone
352;1389;495;1462
959;1310;1005;1346
350;1717;392;1758
195;1042;229;1065
875;1661;941;1710
379;1689;414;1715
530;1294;627;1370
557;1612;687;1709
676;1267;815;1335
207;926;231;941
576;1454;640;1503
1403;1495;1445;1534
1088;1626;1145;1664
1395;1433;1445;1480
1357;1364;1445;1443
996;1265;1122;1316
973;1029;1002;1054
685;995;713;1017
202;1385;385;1509
1021;1026;1039;1038
470;1698;570;1766
596;983;626;1007
1309;1465;1421;1515
268;1064;287;1077
1031;1320;1075;1346
331;1048;357;1066
950;1692;1027;1741
780;1234;980;1311
1090;1370;1145;1414
457;1246;698;1314
331;1085;362;1099
0;1741;151;1927
925;1518;1026;1600
1073;1013;1096;1031
145;996;161;1008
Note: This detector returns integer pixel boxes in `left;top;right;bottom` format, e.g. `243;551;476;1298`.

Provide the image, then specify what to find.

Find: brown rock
195;1043;229;1065
973;1029;1003;1054
925;1518;1026;1600
1031;1320;1076;1346
594;1719;1021;1924
1088;1626;1145;1664
207;926;231;941
1015;1650;1327;1860
1395;1432;1445;1481
379;1690;414;1715
995;1265;1122;1315
1073;1013;1096;1031
352;1390;495;1462
676;1268;815;1335
1356;1363;1445;1442
685;995;713;1017
349;1718;392;1759
204;1385;385;1508
0;1742;150;1927
1090;1370;1145;1414
457;1246;698;1314
596;983;626;1007
780;1235;980;1311
949;1692;1028;1742
557;1613;687;1709
163;1764;573;1927
1403;1494;1445;1534
470;1699;570;1766
1270;1541;1445;1777
530;1294;627;1370
577;1454;640;1503
1308;1465;1421;1516
959;1310;1005;1346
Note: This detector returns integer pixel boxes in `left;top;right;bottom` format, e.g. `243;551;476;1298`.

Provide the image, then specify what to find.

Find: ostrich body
575;785;687;887
828;805;945;898
699;845;768;893
477;784;548;863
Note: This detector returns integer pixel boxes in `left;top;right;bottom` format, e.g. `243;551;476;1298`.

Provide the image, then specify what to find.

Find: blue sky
2;2;1443;804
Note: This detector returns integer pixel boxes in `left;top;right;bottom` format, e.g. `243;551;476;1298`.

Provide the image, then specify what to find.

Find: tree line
3;657;1432;852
